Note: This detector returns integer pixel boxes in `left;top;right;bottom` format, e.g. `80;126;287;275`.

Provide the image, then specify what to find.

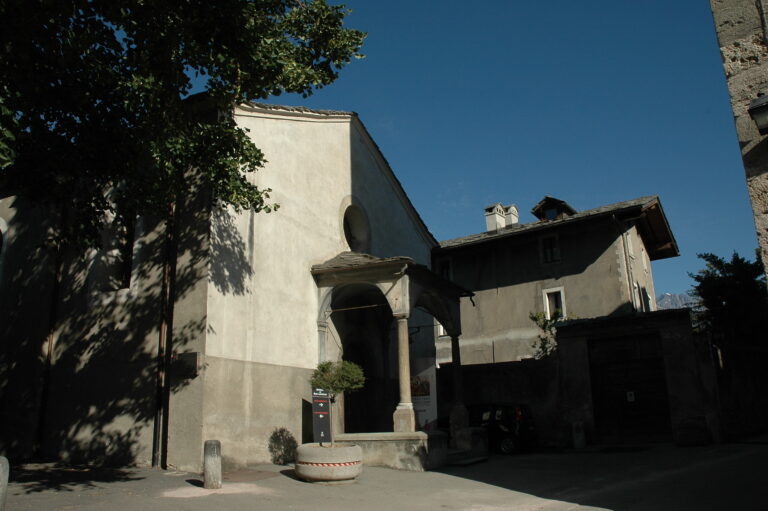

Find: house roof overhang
612;197;679;260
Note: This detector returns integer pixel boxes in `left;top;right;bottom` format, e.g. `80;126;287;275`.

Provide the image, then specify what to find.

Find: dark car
469;403;536;454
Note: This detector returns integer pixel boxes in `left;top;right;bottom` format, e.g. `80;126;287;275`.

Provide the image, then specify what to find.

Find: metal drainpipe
35;208;66;456
152;201;177;468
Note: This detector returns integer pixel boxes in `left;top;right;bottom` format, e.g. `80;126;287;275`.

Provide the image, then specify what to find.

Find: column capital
393;313;409;320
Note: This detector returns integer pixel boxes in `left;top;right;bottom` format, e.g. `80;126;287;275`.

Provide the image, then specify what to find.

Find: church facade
0;103;464;471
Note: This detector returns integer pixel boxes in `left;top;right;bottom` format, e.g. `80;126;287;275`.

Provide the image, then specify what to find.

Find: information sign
312;388;332;444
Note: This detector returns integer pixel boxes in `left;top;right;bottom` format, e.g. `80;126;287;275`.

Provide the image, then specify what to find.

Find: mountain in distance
656;293;697;310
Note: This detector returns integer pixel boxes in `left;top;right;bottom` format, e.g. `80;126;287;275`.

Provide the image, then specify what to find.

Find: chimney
484;203;505;231
504;204;519;225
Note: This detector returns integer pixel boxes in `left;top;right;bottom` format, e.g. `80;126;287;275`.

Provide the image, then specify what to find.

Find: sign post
311;388;332;445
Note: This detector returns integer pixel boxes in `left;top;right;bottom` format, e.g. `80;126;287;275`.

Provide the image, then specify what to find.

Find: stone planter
294;443;363;482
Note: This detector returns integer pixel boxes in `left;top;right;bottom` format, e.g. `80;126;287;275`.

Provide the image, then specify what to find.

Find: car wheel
499;436;516;454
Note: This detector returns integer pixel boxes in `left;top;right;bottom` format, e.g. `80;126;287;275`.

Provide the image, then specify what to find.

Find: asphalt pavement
6;439;768;510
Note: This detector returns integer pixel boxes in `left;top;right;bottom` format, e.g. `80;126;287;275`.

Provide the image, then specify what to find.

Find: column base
393;404;416;432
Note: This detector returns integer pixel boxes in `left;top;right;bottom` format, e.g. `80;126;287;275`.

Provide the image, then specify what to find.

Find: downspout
35;206;67;455
152;201;178;468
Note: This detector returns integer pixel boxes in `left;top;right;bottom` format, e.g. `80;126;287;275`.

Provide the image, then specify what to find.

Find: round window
343;205;370;252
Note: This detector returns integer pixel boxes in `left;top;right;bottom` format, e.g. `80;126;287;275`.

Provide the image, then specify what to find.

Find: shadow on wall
0;176;254;466
447;218;620;294
744;137;768;175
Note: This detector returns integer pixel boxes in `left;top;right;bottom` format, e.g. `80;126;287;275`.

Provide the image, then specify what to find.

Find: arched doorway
329;283;397;433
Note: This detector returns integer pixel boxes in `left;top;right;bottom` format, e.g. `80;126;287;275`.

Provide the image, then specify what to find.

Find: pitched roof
311;252;473;299
311;251;415;274
438;196;679;260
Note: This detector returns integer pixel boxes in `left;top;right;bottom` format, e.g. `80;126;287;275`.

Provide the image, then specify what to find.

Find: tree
0;0;365;247
688;251;768;347
310;360;365;399
529;311;558;359
310;360;364;445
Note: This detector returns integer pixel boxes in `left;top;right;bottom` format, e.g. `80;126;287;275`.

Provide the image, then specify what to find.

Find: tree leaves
310;360;365;398
0;0;365;248
688;251;767;345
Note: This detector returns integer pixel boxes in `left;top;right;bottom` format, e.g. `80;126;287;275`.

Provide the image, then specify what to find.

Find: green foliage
529;311;559;359
0;0;365;248
310;360;365;398
688;251;767;345
0;96;16;169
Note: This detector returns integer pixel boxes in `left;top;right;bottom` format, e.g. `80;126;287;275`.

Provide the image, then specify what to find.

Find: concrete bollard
203;440;222;489
0;456;8;511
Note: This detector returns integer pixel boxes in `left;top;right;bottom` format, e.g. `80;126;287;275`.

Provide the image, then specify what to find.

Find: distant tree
0;0;365;248
688;251;768;348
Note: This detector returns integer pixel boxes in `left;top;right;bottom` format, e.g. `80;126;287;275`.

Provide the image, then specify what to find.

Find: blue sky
264;1;759;295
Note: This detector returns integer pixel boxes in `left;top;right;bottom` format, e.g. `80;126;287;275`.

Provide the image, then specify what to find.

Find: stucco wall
195;105;436;468
0;198;57;460
622;224;657;312
436;216;645;364
0;199;172;466
0;104;439;471
710;0;768;273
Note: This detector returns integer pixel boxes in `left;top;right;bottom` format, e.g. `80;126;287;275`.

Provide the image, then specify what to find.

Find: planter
294;443;363;482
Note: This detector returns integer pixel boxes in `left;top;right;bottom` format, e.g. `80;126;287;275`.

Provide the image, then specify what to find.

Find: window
539;234;561;263
543;287;566;319
342;204;370;252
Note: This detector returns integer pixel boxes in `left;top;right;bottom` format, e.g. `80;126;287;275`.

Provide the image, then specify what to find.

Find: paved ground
6;440;768;510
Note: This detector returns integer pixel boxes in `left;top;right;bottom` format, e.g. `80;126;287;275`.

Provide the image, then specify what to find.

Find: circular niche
342;204;370;253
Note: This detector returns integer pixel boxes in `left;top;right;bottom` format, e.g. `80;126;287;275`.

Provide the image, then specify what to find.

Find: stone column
393;314;415;432
317;321;327;363
450;335;464;405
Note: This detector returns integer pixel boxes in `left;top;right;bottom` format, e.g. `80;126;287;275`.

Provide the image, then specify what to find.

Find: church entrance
329;283;398;433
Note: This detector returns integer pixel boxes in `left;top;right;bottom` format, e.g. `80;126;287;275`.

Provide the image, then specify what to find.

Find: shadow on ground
10;463;144;494
436;442;767;511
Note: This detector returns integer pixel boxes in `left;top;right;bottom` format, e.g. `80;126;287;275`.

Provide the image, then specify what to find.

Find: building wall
621;223;658;313
0;198;181;466
710;0;768;273
0;197;57;460
558;311;720;445
192;105;436;470
435;216;654;365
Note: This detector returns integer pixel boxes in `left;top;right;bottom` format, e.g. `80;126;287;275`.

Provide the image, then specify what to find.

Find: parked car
468;403;536;454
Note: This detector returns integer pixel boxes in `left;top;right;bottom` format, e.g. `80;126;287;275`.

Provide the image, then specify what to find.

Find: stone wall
710;0;768;273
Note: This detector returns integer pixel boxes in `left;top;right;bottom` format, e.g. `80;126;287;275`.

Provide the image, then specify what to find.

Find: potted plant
294;360;365;482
